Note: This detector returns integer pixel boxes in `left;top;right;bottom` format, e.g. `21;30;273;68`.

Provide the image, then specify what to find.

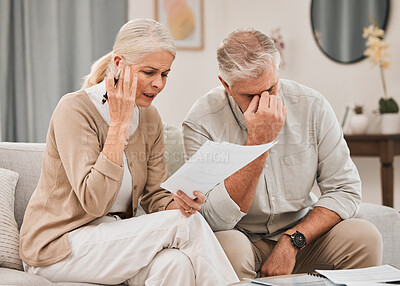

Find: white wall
128;0;400;210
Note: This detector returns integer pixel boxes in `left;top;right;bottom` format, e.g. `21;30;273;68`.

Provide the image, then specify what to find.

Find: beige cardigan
19;90;173;267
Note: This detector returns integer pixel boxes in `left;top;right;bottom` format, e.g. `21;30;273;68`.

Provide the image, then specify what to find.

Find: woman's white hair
83;18;176;88
217;28;280;86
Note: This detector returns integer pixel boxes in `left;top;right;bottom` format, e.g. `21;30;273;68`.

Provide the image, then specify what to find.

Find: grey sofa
0;124;399;285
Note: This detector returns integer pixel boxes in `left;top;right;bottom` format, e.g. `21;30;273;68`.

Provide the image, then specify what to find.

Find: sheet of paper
161;140;277;199
316;264;400;284
243;274;339;286
243;277;278;286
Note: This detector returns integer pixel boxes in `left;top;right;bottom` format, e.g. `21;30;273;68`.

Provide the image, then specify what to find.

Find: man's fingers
246;95;260;114
282;105;287;118
258;91;270;110
276;94;283;112
269;93;278;111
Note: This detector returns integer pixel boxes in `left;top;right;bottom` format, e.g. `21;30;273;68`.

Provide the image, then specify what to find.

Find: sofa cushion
0;142;45;230
0;167;23;270
0;268;121;285
163;123;185;177
355;202;400;268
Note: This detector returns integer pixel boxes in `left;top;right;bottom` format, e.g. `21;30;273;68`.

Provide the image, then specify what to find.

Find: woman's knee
157;249;192;269
128;249;195;285
155;249;195;282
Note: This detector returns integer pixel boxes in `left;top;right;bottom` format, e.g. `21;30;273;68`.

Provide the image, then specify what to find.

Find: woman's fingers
123;66;130;96
176;191;202;211
107;63;136;100
193;191;205;205
116;63;125;95
106;64;136;127
129;66;138;103
119;66;137;103
105;71;116;94
172;194;193;217
172;193;190;209
172;191;204;217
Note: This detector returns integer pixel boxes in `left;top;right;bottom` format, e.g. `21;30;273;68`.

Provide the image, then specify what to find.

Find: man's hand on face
260;234;297;277
244;91;286;145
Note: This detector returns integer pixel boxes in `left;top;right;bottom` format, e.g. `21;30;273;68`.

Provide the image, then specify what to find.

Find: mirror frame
310;0;390;64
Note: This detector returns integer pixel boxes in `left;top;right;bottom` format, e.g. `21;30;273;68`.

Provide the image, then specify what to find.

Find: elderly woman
19;19;238;286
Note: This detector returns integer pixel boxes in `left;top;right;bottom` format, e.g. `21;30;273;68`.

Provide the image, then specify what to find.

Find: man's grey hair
217;28;280;86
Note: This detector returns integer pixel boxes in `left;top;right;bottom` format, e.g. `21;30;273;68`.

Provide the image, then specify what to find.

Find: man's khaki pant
215;218;383;280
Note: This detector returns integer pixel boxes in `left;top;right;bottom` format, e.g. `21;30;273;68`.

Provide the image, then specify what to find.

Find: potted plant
349;105;368;134
363;24;399;134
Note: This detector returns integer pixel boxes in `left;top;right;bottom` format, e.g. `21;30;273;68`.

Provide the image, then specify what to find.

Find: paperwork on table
316;264;400;285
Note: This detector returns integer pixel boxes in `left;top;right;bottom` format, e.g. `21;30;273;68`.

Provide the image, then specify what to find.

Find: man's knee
215;230;256;279
333;218;383;268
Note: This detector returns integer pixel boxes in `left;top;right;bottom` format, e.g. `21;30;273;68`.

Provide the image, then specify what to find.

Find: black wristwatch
283;229;306;249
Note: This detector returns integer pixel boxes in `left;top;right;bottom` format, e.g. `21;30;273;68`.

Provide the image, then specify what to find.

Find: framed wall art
155;0;204;50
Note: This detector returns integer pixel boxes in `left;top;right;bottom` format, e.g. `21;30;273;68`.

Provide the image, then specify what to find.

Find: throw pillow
0;167;23;270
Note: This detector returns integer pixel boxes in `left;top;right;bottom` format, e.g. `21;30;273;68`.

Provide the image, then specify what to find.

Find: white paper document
243;274;338;285
160;140;277;199
316;264;400;285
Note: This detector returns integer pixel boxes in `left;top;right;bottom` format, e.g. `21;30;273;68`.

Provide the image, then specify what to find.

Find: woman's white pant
24;210;239;286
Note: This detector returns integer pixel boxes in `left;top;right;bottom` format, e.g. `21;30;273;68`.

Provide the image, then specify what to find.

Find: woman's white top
85;80;139;213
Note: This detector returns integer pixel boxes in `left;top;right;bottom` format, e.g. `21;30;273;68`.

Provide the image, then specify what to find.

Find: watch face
292;232;306;248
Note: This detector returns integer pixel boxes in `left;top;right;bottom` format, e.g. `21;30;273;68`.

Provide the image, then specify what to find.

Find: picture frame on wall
155;0;204;50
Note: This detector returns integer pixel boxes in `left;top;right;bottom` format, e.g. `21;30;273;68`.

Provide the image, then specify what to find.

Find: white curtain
0;0;127;142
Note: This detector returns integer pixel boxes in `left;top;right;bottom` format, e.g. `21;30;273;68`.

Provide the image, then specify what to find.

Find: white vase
349;114;369;135
381;113;400;134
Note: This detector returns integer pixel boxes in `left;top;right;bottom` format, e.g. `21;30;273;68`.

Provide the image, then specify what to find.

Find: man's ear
218;75;232;96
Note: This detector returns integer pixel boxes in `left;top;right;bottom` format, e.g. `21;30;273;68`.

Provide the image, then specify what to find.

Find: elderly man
181;28;382;279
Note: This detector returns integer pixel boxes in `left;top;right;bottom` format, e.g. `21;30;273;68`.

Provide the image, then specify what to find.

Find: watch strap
283;229;307;249
283;229;296;236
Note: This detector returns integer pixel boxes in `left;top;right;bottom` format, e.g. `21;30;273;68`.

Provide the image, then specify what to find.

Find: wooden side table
344;134;400;208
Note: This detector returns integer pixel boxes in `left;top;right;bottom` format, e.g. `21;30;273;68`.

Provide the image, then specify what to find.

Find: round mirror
311;0;389;64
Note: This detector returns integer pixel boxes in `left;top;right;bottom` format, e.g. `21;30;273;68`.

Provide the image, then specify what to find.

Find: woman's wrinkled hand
105;64;137;131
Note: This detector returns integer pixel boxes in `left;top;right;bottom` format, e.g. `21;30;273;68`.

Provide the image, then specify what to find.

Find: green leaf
379;97;399;113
